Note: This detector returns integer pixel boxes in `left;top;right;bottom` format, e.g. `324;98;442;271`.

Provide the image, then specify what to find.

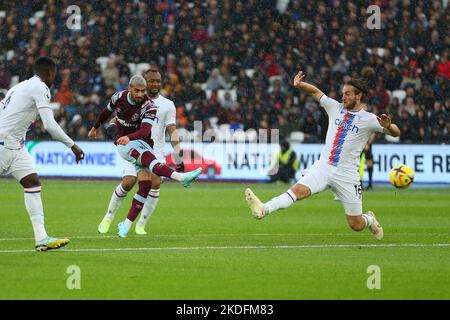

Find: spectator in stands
0;0;447;144
102;59;119;88
0;61;11;89
206;68;229;91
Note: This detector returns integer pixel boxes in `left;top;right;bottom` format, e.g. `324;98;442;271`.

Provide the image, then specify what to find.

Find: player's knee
20;173;40;189
121;176;137;191
151;175;161;189
347;217;365;231
290;184;311;200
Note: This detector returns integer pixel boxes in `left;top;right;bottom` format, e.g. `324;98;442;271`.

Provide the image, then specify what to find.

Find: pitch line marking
0;232;448;242
0;243;449;253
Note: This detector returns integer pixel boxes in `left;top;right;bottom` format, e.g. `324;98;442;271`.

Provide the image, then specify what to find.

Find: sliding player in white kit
245;71;400;240
97;69;183;235
0;57;85;251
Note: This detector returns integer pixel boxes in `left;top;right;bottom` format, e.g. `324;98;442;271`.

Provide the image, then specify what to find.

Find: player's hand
71;144;85;163
175;162;185;172
116;136;130;145
377;114;391;129
88;127;97;139
293;71;306;88
105;123;117;140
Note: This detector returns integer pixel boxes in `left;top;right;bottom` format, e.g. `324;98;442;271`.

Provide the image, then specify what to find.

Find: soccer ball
389;164;414;189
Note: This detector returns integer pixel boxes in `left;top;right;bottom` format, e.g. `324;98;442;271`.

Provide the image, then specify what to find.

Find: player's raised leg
346;212;383;240
246;164;326;219
118;179;152;237
333;182;383;240
135;174;161;235
138;150;201;187
98;175;136;234
19;173;69;251
245;183;311;219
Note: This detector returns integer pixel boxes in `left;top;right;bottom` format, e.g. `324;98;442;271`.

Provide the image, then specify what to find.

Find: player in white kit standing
245;71;400;240
0;57;85;251
97;69;184;235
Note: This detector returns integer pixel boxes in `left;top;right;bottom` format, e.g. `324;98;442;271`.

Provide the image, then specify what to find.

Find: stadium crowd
0;0;449;144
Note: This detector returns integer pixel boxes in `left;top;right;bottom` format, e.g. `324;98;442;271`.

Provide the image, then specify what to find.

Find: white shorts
0;145;36;181
119;144;165;178
297;161;362;215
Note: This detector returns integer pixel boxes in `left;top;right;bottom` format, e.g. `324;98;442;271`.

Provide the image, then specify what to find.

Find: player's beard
132;94;144;104
344;100;357;111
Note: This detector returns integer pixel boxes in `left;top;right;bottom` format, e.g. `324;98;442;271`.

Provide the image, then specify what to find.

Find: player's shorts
0;145;36;181
296;161;362;215
121;154;165;177
117;140;164;176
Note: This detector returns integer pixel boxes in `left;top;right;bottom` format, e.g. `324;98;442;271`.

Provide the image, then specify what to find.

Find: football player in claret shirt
88;75;201;237
245;71;400;240
96;69;185;236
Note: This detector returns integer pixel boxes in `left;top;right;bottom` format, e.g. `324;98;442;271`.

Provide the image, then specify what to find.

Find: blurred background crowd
0;0;448;144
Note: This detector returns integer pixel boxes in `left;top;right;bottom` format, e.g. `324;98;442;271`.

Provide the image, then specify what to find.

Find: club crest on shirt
132;113;140;121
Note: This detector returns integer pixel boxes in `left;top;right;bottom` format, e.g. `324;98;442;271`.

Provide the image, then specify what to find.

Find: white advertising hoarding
22;141;450;184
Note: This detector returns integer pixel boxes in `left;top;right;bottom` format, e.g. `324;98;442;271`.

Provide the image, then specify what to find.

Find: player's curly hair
34;56;56;75
347;78;369;100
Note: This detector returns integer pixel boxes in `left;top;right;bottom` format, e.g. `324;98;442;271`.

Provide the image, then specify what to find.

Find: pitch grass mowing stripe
0;243;449;253
0;232;448;241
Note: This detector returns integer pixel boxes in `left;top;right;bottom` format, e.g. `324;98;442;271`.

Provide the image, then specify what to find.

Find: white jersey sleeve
368;114;385;133
31;82;52;109
319;94;342;115
38;108;74;148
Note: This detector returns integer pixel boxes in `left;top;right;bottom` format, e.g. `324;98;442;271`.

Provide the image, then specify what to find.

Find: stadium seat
176;128;192;142
6;50;14;61
191;130;202;142
392;90;406;102
49;102;61;111
209;117;219;129
127;63;137;75
9;75;19;87
34;11;45;19
246;129;258;142
289;131;305;143
218;89;237;103
269;75;283;84
219;124;231;141
231;130;247;142
245;69;255;78
95;57;109;71
136;63;150;75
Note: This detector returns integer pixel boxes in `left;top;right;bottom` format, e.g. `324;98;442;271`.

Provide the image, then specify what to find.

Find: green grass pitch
0;178;449;299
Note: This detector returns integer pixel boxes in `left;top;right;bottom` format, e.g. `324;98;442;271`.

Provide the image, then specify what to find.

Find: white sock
137;189;160;226
263;190;297;215
362;213;374;228
24;186;48;242
105;184;128;220
170;172;183;181
123;218;133;228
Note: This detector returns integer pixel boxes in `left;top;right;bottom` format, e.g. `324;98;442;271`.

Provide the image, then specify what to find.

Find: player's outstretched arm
38;108;85;163
89;107;114;139
293;71;324;101
377;114;400;137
